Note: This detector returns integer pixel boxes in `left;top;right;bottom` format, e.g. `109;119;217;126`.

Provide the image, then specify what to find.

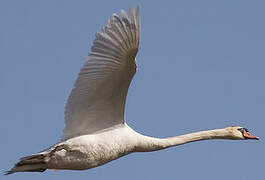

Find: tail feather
5;154;47;175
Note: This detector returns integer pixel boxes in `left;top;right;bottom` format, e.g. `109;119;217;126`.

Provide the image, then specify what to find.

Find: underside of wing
62;6;140;140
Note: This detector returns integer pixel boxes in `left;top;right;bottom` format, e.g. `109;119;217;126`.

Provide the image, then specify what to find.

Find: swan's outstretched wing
62;6;140;140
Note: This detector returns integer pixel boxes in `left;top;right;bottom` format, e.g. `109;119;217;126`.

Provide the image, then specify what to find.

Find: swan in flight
6;6;258;175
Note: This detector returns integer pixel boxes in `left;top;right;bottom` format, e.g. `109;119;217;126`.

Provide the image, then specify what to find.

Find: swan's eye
237;128;249;133
237;128;244;133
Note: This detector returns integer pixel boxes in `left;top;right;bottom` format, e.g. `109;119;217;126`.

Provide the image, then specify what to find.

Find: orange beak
243;130;259;140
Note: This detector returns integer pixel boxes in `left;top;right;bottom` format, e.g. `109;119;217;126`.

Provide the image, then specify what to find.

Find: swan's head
227;126;259;140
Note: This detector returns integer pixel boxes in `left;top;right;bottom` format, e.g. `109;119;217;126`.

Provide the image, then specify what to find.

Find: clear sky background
1;0;264;180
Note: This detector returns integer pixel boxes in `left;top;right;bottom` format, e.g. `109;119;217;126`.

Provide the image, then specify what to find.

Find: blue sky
1;0;264;179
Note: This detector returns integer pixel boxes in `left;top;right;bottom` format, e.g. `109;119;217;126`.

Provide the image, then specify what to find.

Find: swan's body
6;6;258;175
47;125;137;170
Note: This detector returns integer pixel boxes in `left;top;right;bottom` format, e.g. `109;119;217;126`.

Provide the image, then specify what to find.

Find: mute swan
6;6;258;175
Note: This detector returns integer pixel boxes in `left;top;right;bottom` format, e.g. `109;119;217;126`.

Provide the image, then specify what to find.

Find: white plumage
63;6;140;140
6;6;258;175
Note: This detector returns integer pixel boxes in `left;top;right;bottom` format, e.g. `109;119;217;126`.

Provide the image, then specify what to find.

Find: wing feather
62;6;140;140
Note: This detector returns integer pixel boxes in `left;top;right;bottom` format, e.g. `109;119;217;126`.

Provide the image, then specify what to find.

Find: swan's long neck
135;128;235;152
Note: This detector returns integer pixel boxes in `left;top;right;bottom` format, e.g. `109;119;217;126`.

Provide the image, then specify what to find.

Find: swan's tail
5;154;47;175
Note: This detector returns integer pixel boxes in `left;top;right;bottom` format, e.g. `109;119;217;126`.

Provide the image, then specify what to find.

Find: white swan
6;6;258;175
